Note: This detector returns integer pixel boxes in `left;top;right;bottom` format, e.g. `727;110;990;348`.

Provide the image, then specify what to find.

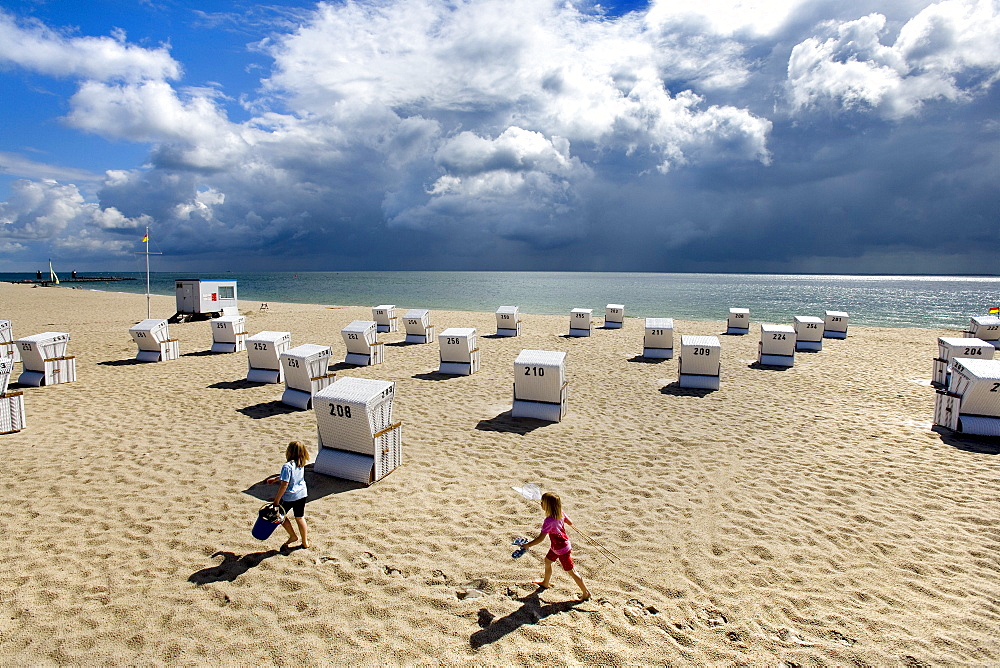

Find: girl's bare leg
533;559;554;588
569;568;590;600
280;517;298;547
295;517;309;548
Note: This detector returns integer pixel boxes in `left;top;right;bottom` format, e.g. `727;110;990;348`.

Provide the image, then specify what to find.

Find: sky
0;0;997;274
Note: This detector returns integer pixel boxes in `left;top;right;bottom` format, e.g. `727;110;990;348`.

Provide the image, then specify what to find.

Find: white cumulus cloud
786;0;1000;118
0;9;180;81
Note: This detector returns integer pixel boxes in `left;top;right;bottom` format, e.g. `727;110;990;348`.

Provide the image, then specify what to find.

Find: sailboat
48;259;59;285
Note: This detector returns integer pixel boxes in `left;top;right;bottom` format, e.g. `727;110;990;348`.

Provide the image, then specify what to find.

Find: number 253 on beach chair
16;332;76;387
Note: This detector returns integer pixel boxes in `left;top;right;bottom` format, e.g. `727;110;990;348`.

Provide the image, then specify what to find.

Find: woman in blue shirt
266;441;310;550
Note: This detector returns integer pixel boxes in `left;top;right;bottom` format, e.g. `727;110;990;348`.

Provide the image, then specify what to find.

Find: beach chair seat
16;332;76;387
495;306;521;337
823;311;849;339
933;337;992;388
313;377;402;485
342;321;384;366
210;315;247;353
246;331;291;383
678;335;721;389
438;328;479;375
727;308;750;335
758;324;795;367
512;350;567;422
934;358;1000;436
280;344;335;409
569;309;592;337
129;318;179;362
604;304;625;329
964;316;1000;344
373;305;398;333
0;320;20;363
0;357;24;433
643;318;674;359
403;309;436;344
794;316;824;352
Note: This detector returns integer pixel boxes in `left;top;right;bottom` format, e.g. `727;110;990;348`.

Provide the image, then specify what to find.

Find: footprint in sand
703;609;728;627
352;551;378;569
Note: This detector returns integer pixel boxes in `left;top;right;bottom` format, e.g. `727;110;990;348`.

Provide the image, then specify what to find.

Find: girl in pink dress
521;492;590;600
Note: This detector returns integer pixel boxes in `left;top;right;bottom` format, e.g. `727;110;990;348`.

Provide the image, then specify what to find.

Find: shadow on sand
188;549;281;585
469;589;591;649
932;426;1000;455
659;383;716;397
476;411;553;435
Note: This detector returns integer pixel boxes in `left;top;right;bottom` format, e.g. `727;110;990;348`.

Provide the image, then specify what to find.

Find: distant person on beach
265;441;310;550
520;492;590;600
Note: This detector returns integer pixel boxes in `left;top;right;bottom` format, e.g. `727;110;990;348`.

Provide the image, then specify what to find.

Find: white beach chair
438;328;480;375
342;320;384;366
246;331;292;383
934;358;1000;436
569;308;593;337
372;305;398;333
495;306;521;337
313;377;402;485
0;357;26;434
727;308;750;335
643;318;674;359
794;316;824;352
933;337;993;388
965;316;1000;344
824;311;849;339
129;318;179;362
403;309;436;344
280;344;336;409
758;324;796;367
678;335;721;390
605;304;625;329
16;332;76;387
0;320;20;363
210;315;247;353
512;350;568;422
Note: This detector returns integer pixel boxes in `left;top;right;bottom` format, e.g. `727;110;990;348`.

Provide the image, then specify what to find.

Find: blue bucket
251;503;285;540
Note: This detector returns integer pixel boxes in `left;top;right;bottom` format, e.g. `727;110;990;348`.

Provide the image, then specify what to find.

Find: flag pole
135;227;161;320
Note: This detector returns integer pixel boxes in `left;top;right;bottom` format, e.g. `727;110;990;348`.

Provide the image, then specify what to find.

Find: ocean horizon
4;270;997;330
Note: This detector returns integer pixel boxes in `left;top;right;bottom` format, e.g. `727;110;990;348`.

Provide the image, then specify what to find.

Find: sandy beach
1;281;998;666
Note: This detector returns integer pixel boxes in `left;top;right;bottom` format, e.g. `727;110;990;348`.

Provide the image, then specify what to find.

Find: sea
3;271;997;329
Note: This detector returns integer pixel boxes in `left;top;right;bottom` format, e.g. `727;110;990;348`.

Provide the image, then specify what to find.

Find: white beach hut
512;349;568;422
933;337;993;388
569;309;593;337
643;318;674;359
678;335;721;390
174;279;238;317
280;344;336;409
965;316;1000;344
438;327;480;375
495;306;521;337
403;309;436;344
210;314;247;353
342;320;384;366
246;331;292;383
313;377;402;485
129;318;179;362
605;304;625;329
824;311;849;339
758;324;796;367
372;305;398;333
794;316;825;352
16;332;76;387
727;308;750;335
934;358;1000;436
0;357;26;434
0;320;20;362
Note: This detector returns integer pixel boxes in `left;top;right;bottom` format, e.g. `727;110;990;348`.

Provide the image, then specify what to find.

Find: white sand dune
1;282;997;665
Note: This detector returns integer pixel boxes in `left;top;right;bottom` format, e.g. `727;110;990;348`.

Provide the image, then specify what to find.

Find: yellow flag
141;234;149;243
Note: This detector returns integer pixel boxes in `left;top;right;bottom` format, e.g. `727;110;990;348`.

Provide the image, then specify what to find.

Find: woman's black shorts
278;497;307;518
